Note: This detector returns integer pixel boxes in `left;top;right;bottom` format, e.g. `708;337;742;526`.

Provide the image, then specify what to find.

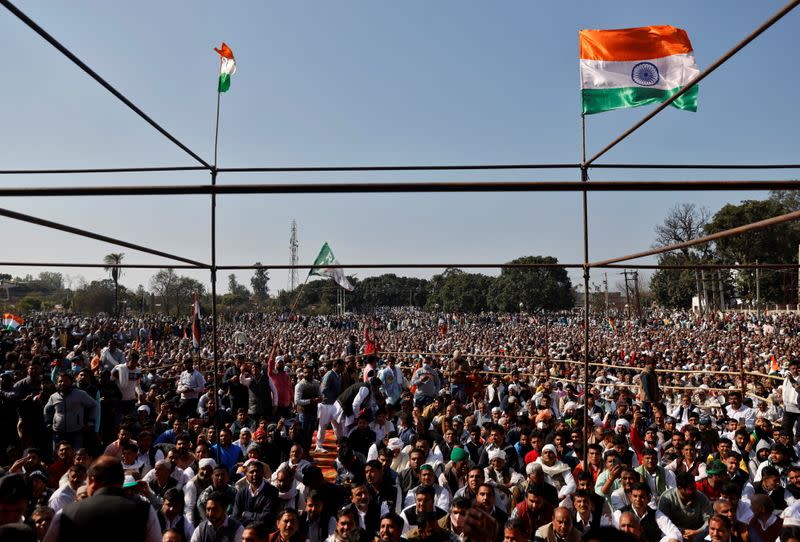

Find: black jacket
57;486;151;542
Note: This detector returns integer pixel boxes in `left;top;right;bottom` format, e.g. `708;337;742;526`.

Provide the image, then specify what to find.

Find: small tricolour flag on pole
192;292;202;349
579;25;699;115
3;313;23;331
214;42;236;93
309;242;354;291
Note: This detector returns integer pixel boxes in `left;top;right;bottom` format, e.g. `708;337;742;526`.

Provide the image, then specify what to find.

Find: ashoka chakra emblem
631;62;660;86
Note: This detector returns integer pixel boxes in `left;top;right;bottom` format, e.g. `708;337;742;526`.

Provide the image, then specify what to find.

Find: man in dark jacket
43;455;161;542
232;460;279;527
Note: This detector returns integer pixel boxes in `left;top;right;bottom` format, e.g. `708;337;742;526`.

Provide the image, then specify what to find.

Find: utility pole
718;270;725;311
695;270;702;313
288;219;299;291
604;272;609;315
623;269;631;309
701;270;709;313
755;260;761;311
632;271;642;318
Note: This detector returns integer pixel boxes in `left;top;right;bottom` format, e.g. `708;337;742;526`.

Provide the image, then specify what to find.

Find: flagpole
210;61;222;463
580;112;591;473
289;275;310;316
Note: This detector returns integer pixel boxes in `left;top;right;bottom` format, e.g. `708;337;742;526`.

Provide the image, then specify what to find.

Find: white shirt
613;505;683;542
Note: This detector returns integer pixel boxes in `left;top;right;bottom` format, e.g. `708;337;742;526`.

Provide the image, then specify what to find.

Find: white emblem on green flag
309;242;354;291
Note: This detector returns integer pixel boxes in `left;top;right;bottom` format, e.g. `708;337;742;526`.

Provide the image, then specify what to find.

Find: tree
103;253;125;317
427;269;492;313
72;279;117;314
487;256;573;312
150;269;178;313
650;203;712;309
250;263;270;302
653;203;711;258
769;189;800;212
18;295;43;312
706;199;800;304
227;274;250;298
36;271;64;291
176;277;205;316
650;253;701;308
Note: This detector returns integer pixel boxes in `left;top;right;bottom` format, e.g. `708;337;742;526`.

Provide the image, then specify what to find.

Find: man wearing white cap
484;448;524;514
183;458;216;526
534;444;576;504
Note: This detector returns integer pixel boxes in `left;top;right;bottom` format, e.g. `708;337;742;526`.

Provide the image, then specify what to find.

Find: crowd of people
1;307;800;542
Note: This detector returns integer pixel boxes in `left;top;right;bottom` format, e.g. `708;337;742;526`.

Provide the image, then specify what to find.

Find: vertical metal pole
633;271;641;318
604;272;609;315
581;114;590;471
738;326;746;400
702;269;709;313
211;89;221;463
756;261;761;311
623;269;631;310
695;270;702;313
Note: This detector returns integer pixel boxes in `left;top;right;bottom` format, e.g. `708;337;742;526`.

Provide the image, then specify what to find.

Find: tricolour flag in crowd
3;313;23;331
214;42;236;93
579;25;699;115
192;292;202;349
309;242;354;291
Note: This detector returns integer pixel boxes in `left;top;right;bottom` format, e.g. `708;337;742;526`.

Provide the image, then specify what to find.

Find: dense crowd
1;308;800;542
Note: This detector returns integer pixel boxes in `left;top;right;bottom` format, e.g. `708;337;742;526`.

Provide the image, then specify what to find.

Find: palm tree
103;253;124;317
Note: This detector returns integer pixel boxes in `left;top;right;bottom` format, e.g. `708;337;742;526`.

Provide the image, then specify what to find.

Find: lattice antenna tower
289;219;299;291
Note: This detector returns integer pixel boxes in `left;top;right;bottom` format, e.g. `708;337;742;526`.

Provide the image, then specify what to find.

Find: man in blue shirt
210;428;243;475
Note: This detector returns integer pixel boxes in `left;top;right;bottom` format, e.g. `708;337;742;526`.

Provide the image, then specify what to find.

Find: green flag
309;242;354;291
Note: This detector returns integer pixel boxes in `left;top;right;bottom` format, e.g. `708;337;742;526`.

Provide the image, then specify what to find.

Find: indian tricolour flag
214;42;236;93
3;313;24;331
580;25;699;115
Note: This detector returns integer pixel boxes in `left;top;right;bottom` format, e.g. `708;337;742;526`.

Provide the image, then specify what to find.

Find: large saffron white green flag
579;25;699;115
214;42;236;93
309;242;354;291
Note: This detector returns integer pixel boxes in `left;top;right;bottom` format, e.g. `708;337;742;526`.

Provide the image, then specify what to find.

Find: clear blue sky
1;1;797;295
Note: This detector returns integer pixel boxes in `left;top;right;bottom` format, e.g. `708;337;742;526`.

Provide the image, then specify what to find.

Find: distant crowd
1;307;800;542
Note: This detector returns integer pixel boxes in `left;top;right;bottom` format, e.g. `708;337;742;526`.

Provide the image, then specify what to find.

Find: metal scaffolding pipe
0;207;209;268
590;209;800;267
0;261;797;272
2;163;799;176
0;166;207;175
0;0;212;169
0;179;798;197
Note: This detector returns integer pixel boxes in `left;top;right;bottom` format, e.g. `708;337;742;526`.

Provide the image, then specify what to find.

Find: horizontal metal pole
0;0;211;170
585;0;800;167
603;263;800;270
0;262;202;269
0;166;208;175
591;209;800;267
592;163;800;170
218;163;579;173
0;179;798;197
0;207;209;268
218;263;585;270
0;261;796;271
2;163;799;176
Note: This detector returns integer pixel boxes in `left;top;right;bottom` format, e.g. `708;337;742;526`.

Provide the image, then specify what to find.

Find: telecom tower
289;220;299;291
